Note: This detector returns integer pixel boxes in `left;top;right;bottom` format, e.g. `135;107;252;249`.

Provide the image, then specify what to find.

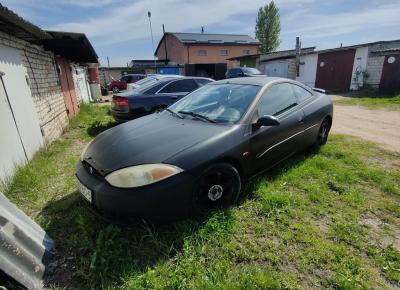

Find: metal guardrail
0;192;54;290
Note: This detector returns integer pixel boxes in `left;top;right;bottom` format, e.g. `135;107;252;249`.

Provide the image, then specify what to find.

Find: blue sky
2;0;400;66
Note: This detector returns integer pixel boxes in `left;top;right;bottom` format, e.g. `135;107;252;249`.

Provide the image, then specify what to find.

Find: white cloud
282;2;400;39
48;0;317;45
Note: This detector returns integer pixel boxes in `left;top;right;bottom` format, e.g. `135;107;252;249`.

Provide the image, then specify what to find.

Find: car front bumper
75;161;196;222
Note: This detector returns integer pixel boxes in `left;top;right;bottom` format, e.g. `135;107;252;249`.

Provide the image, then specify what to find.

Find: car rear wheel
151;106;166;114
314;118;330;148
112;86;120;93
193;163;241;212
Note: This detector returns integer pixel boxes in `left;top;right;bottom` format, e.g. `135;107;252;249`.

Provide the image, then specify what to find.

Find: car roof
211;76;284;86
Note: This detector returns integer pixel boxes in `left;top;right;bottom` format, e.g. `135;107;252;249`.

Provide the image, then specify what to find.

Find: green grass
334;94;400;110
2;104;400;289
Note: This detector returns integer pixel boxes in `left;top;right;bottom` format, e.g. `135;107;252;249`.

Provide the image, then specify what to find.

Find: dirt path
331;98;400;153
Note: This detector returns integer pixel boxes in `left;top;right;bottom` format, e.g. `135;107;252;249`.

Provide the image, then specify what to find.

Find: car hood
82;113;228;175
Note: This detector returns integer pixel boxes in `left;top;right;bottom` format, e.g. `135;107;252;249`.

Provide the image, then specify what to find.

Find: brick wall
365;55;385;88
156;34;187;64
186;44;259;66
0;31;68;143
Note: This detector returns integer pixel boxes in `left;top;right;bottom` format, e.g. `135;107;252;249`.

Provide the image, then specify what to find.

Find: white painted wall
350;46;369;90
0;45;43;183
296;53;318;88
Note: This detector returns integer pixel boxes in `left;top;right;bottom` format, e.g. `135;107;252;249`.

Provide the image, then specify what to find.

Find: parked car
111;77;213;122
76;77;333;221
107;74;146;93
126;74;184;91
225;67;264;78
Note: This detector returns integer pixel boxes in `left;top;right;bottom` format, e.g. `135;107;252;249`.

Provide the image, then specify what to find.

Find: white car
126;74;184;91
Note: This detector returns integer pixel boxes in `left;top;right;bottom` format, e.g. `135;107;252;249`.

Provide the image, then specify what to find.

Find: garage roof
0;4;98;63
0;4;50;43
43;31;98;63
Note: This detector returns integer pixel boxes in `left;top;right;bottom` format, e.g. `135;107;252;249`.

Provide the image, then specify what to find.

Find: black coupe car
111;76;213;122
76;77;333;221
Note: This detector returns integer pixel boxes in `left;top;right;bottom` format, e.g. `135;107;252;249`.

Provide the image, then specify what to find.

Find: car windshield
169;84;260;123
242;67;263;75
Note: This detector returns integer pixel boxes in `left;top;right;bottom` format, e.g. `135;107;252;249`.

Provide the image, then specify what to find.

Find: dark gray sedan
77;77;333;221
111;76;213;122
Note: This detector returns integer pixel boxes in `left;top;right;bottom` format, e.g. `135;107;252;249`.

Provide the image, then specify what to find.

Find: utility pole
106;56;110;82
147;11;156;72
295;37;301;77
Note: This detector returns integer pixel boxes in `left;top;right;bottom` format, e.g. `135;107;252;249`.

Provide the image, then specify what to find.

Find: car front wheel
112;86;120;93
193;163;241;212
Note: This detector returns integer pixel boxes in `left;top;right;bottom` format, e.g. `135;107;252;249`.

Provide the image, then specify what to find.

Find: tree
255;1;281;53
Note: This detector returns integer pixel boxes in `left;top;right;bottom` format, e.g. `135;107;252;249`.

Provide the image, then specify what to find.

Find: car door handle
171;96;178;99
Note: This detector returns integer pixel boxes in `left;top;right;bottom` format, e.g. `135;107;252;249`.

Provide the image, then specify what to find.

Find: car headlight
105;164;183;188
80;140;93;161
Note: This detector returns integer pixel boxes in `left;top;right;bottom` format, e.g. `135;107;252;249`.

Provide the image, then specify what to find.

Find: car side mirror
253;115;280;130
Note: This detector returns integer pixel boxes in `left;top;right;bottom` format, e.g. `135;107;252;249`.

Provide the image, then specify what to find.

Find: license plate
76;177;92;203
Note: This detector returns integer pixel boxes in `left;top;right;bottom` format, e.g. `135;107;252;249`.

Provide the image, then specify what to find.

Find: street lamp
147;11;156;72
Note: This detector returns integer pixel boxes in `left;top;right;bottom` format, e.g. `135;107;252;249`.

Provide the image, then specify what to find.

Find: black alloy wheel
194;163;241;212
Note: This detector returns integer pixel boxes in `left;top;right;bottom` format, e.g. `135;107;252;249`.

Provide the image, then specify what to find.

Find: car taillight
113;96;129;107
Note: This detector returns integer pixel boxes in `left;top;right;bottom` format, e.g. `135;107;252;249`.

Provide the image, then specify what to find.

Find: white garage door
73;67;91;103
0;45;43;183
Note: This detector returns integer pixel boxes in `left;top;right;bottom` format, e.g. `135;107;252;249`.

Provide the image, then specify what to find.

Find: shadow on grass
86;120;118;137
39;190;236;289
39;149;318;289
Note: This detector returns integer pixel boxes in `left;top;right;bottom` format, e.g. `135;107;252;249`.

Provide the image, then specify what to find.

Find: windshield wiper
166;108;184;119
178;111;216;123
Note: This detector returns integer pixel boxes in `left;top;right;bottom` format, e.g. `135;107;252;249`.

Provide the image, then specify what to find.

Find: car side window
292;84;313;103
159;79;198;93
257;83;298;117
228;68;241;78
120;75;129;82
143;82;168;95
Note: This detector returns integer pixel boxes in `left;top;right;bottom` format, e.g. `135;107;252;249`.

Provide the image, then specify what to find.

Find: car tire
112;86;119;93
151;106;166;114
193;162;241;213
314;118;330;148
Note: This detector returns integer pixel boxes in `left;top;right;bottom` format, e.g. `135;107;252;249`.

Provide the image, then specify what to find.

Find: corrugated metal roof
171;32;260;44
0;4;98;63
43;31;98;63
0;3;51;43
371;47;400;53
259;47;316;62
0;192;54;290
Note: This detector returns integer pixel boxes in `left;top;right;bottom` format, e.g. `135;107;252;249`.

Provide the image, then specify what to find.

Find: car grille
82;160;105;180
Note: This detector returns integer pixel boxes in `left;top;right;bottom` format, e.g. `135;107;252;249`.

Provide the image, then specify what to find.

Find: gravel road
331;99;400;153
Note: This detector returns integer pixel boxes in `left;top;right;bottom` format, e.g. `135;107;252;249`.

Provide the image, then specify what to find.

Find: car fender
165;125;252;178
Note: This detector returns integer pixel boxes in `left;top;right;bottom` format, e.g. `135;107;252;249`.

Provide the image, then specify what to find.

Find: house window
220;49;228;56
242;50;250;55
198;49;207;56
